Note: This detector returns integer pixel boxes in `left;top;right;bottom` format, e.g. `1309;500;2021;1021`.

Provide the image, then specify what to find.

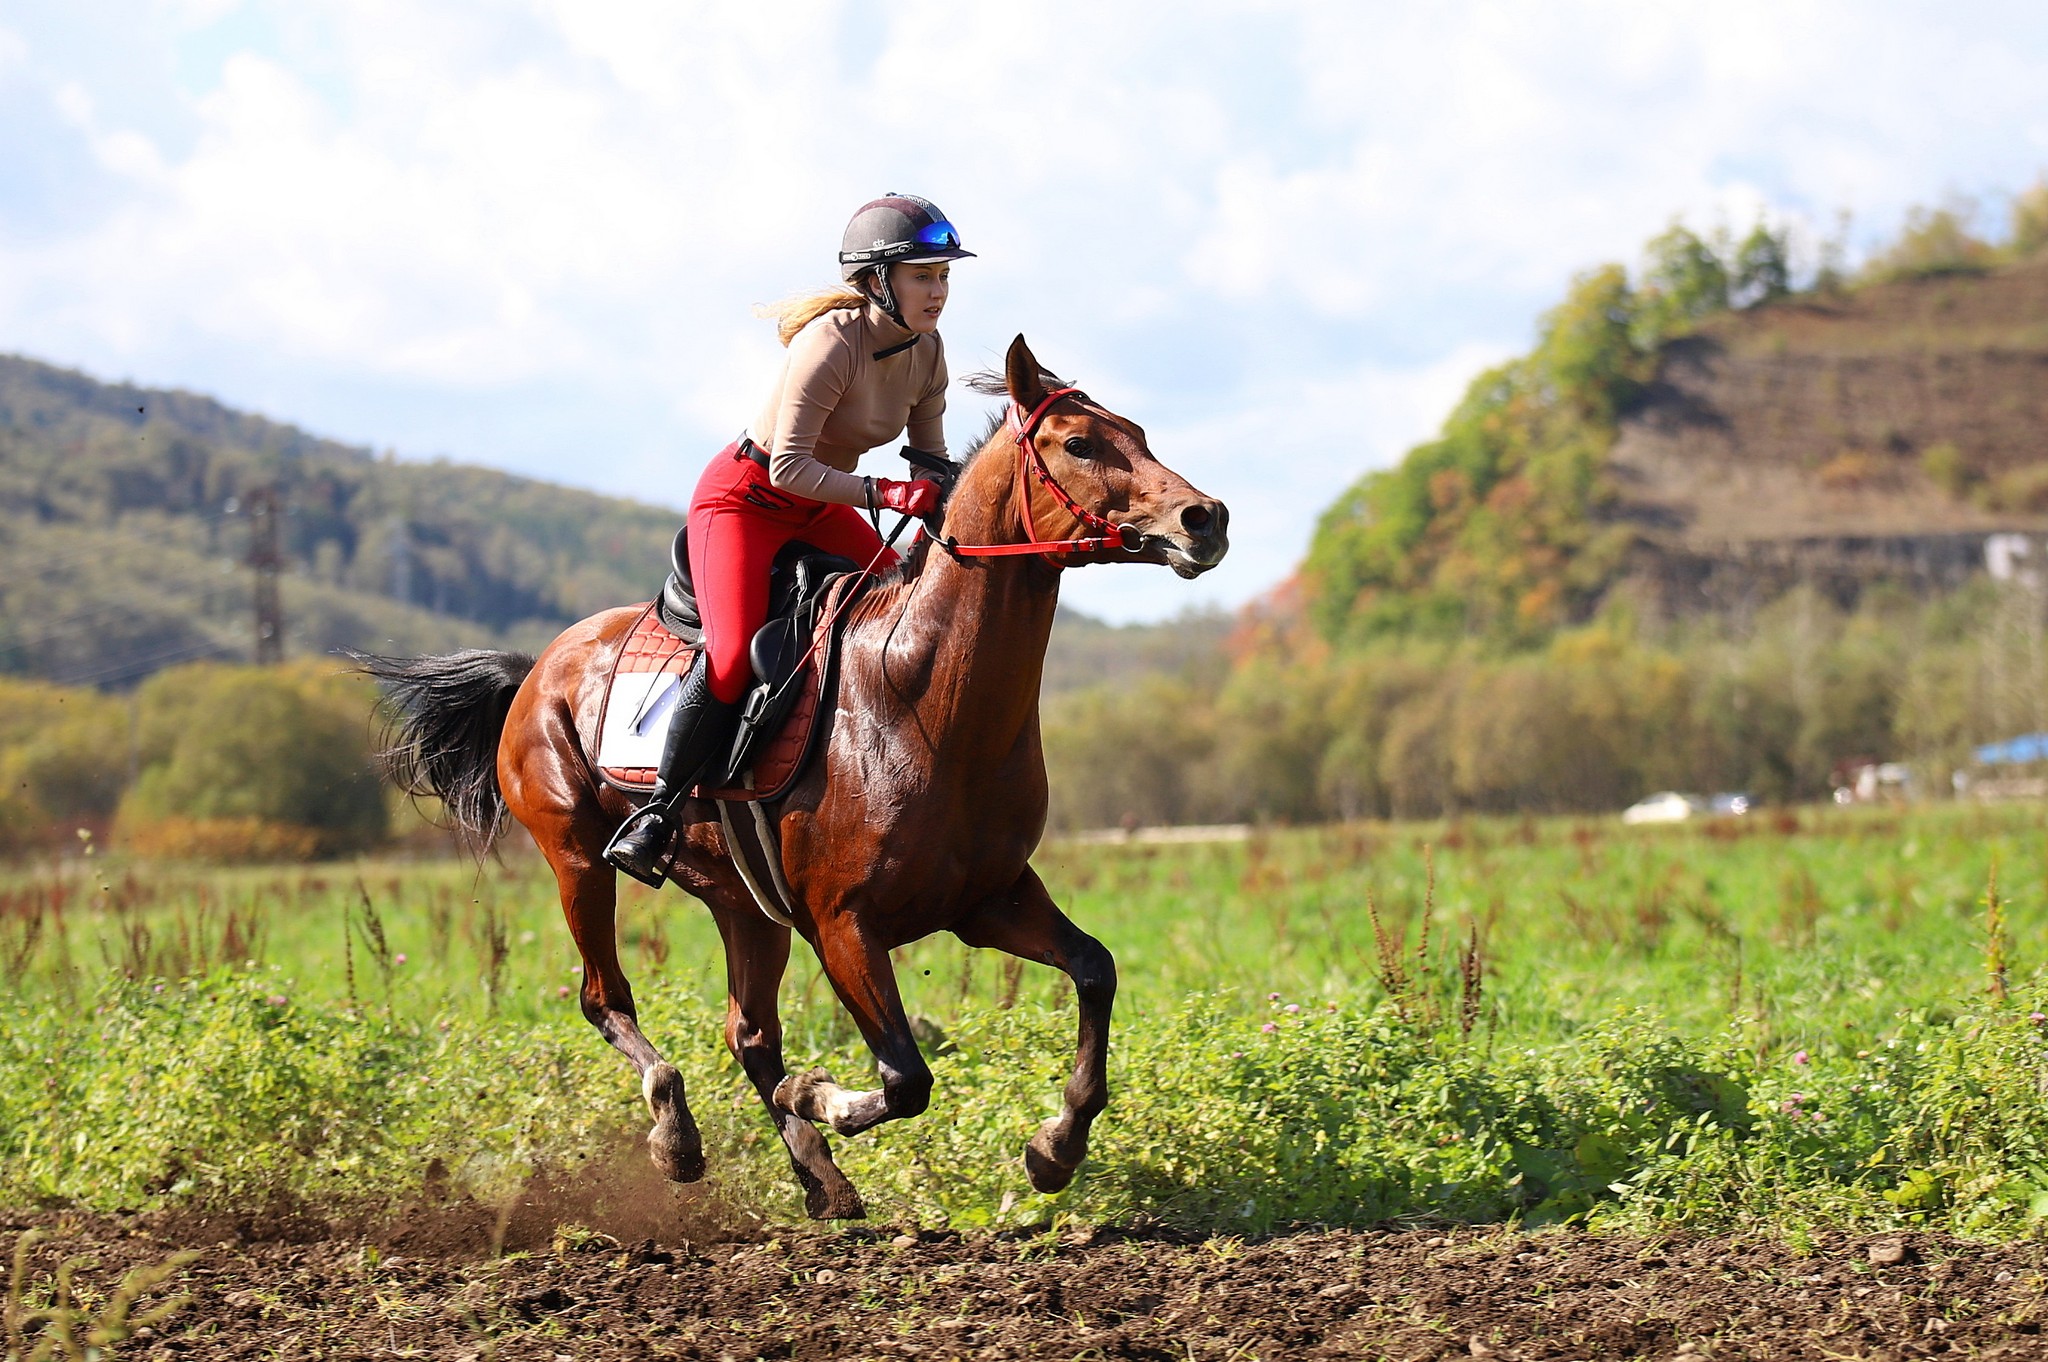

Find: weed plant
5;1230;195;1360
4;803;2048;1238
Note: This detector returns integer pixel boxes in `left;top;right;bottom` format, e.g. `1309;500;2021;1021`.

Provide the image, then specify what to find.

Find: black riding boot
603;653;742;887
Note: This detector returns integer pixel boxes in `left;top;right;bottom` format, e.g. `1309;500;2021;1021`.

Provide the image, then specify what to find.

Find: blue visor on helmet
914;220;963;250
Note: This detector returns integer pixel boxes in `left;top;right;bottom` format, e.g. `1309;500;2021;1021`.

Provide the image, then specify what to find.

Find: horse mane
957;364;1071;475
800;365;1060;600
857;358;1080;604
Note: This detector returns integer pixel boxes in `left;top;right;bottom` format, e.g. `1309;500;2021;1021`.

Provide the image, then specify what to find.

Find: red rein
942;388;1141;564
767;389;1123;692
774;390;1121;689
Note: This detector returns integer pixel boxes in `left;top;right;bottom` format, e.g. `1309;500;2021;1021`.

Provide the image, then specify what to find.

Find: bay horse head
952;335;1230;577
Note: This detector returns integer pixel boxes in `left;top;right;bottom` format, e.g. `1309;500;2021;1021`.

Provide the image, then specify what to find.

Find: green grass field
5;803;2048;1238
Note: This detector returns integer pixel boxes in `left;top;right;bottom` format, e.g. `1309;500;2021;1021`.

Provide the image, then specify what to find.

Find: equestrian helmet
838;194;975;282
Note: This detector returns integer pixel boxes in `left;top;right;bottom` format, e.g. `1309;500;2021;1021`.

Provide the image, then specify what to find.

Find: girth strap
716;799;797;929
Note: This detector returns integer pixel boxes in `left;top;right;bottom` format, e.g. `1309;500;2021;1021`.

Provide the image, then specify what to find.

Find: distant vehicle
1975;733;2048;766
1960;734;2048;803
1710;792;1751;816
1622;791;1705;825
1832;761;1912;806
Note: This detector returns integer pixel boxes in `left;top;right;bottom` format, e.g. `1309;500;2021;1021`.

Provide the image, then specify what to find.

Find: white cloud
3;0;2047;621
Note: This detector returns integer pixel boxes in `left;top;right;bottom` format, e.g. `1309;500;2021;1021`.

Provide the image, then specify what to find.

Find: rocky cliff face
1609;256;2048;612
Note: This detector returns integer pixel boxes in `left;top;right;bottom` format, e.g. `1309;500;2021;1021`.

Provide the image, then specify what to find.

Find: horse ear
1004;335;1047;409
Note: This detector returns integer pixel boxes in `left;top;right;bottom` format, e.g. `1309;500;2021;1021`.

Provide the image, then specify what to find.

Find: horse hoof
649;1124;706;1183
772;1066;837;1121
643;1064;705;1183
804;1180;867;1221
1024;1120;1083;1194
1023;1143;1076;1194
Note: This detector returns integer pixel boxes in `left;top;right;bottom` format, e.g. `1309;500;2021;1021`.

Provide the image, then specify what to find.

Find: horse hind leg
706;890;867;1220
954;869;1116;1195
641;1062;702;1185
544;828;705;1183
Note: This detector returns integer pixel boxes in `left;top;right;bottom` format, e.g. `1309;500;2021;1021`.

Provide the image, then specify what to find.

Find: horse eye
1063;436;1094;459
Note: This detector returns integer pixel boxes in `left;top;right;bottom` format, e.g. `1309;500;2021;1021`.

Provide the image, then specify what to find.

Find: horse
362;336;1229;1219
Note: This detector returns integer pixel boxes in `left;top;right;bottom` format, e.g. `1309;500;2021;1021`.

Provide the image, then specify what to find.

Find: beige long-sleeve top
747;302;948;506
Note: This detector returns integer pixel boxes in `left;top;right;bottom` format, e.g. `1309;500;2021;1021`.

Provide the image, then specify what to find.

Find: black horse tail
350;649;536;855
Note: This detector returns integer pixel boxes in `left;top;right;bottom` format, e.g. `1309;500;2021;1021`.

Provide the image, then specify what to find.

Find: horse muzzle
1152;498;1228;578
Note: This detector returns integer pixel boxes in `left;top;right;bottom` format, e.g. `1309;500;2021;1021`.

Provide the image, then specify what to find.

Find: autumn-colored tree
1302;265;1642;647
117;662;387;856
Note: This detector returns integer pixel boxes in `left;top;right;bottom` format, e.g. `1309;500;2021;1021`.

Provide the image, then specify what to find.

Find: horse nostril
1180;504;1212;536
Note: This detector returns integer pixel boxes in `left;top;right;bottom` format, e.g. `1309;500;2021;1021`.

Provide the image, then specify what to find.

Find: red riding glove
870;477;942;518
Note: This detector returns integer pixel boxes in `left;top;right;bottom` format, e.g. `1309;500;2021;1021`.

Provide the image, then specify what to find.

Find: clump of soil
6;1198;2045;1361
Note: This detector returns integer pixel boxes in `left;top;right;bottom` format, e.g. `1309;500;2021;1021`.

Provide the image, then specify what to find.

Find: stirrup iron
605;802;677;888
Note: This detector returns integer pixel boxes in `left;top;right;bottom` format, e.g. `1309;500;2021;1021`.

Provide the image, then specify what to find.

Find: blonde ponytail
756;285;868;346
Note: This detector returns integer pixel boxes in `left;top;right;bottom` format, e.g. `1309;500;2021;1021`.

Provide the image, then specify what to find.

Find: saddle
596;531;863;802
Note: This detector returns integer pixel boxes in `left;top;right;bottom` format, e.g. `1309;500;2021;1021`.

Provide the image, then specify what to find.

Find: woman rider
605;194;970;885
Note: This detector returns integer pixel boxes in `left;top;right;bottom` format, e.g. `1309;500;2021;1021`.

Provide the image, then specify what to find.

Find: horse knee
881;1058;933;1119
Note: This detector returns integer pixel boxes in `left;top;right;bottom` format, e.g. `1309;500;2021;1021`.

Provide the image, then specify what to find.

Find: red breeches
688;442;898;704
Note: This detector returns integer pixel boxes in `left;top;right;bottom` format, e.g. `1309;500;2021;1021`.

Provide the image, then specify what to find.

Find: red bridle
941;387;1141;564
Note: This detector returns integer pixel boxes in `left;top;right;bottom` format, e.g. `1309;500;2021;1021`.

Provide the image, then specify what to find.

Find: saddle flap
752;546;857;686
748;616;802;687
598;568;871;804
791;547;858;602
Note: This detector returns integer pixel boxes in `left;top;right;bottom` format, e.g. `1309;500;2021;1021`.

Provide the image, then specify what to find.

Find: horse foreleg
953;868;1116;1194
774;912;931;1139
543;837;704;1183
710;899;866;1220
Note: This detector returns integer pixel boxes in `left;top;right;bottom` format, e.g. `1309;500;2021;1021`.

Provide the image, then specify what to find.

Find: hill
1034;199;2048;827
0;352;1193;691
0;352;682;685
1303;204;2048;645
1612;254;2048;612
1042;604;1233;694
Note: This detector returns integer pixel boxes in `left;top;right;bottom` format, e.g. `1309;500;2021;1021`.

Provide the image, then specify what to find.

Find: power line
2;524;238;578
50;637;236;688
0;499;253;561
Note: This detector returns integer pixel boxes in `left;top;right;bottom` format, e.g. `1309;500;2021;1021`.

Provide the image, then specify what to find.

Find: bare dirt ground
11;1177;2048;1362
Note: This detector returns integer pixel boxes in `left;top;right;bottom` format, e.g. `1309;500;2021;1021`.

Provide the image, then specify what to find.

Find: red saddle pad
593;600;832;803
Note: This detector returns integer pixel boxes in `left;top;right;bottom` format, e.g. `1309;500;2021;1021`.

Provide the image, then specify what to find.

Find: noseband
942;388;1141;565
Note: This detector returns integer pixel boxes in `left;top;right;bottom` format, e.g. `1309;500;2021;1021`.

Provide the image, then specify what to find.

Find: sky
2;2;2046;622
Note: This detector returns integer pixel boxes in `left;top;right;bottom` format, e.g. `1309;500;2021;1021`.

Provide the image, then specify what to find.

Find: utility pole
387;514;412;604
247;484;285;664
